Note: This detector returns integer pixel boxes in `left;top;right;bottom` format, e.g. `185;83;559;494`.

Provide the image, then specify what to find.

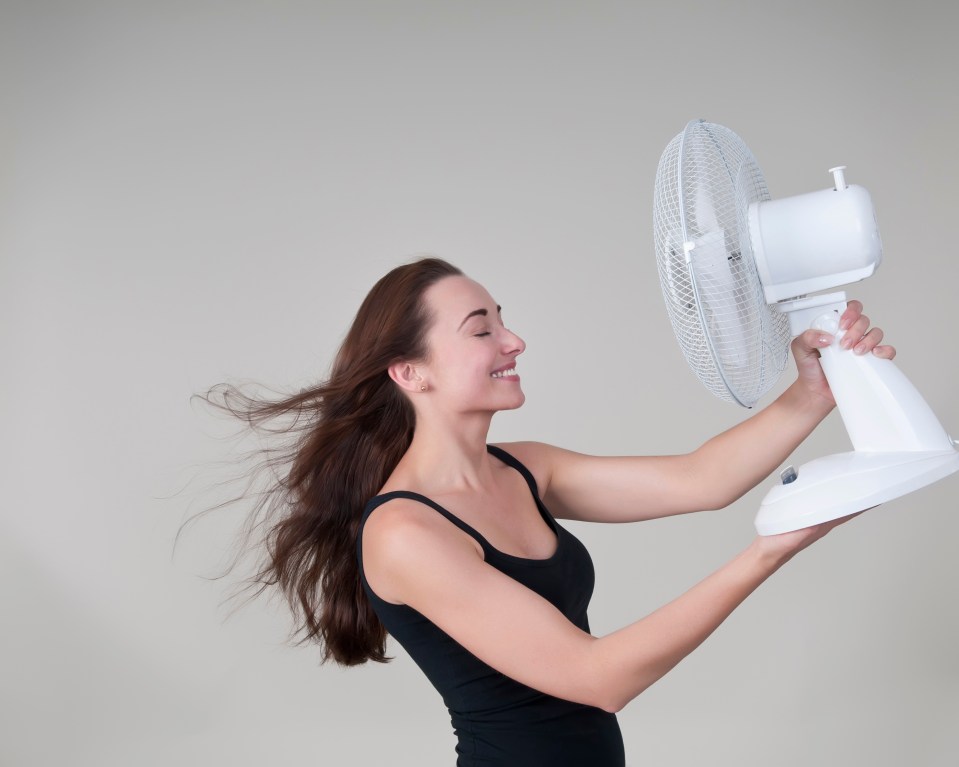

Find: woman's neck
389;411;497;494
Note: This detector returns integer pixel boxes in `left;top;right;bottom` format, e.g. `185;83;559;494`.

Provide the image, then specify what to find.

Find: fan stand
755;292;959;535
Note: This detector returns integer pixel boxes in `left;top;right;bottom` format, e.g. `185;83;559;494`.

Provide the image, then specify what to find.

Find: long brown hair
193;257;462;665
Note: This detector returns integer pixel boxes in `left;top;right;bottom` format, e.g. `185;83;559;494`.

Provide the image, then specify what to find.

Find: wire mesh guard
652;120;791;408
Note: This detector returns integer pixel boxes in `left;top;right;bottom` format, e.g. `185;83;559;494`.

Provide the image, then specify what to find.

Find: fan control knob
812;311;841;336
780;465;798;485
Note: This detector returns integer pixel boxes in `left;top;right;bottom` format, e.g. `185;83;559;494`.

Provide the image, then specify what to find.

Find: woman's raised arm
505;301;895;523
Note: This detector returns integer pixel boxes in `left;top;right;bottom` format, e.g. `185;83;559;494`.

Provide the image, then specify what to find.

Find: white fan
653;119;959;535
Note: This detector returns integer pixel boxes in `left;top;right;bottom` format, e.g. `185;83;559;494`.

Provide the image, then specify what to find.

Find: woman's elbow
580;651;649;714
598;697;625;714
593;685;648;714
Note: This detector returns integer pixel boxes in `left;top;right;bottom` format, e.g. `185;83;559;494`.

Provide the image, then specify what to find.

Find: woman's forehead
426;276;497;317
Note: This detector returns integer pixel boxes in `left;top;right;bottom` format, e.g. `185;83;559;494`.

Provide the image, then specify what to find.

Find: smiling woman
194;255;894;766
387;275;527;419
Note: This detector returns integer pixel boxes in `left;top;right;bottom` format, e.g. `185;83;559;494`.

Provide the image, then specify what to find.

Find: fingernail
819;335;832;346
854;343;867;354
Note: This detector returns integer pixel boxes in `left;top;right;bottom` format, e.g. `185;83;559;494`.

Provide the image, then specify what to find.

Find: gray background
3;1;957;765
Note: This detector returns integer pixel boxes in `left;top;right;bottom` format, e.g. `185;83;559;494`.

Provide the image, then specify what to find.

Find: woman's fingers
798;299;897;360
872;344;897;360
837;302;897;359
839;300;864;330
852;326;883;354
840;313;871;349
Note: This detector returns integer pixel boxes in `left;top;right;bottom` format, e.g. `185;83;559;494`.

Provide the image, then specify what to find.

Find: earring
420;385;427;392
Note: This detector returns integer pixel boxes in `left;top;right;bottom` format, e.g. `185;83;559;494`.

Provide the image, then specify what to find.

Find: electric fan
653;119;959;535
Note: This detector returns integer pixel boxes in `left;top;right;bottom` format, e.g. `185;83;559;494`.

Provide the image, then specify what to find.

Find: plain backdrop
2;1;957;765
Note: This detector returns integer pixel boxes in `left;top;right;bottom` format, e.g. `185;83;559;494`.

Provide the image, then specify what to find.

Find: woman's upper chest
432;467;558;561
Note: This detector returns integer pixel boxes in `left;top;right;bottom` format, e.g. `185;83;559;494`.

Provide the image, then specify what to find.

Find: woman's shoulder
361;492;485;604
363;492;450;536
489;441;561;495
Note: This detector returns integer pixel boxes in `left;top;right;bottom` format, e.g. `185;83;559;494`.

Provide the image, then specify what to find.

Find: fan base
755;448;959;535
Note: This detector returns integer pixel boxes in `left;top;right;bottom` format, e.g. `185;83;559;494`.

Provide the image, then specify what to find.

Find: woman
204;257;894;765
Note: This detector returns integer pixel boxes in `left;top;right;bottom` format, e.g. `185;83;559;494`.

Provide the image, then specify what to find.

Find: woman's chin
501;392;526;410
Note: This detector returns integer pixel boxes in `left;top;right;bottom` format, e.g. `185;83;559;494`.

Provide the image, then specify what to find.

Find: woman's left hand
791;300;897;408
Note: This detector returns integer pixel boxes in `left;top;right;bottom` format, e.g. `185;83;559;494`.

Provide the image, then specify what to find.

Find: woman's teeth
491;368;516;378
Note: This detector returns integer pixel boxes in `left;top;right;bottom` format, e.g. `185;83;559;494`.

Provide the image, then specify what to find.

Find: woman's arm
505;302;896;522
508;380;829;522
363;498;850;713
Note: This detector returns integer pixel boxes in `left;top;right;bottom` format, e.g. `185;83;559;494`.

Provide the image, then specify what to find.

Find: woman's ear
388;361;425;394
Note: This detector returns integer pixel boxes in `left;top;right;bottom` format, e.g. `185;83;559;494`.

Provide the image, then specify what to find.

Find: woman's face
418;275;526;414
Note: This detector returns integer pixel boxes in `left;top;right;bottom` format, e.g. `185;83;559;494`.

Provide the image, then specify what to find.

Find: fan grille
652;120;791;407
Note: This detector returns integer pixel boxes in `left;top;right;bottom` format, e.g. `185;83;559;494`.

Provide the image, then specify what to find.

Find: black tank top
357;445;625;766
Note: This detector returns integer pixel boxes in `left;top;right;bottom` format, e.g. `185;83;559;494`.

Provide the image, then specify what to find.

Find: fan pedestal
756;449;959;535
755;304;957;535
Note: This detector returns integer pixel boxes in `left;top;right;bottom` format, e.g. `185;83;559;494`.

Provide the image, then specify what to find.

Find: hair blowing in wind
189;258;462;665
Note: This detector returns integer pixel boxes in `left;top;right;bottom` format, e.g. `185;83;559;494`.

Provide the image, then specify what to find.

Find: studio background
3;1;956;765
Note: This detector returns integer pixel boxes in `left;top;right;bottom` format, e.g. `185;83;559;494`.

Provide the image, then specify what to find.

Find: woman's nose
501;327;525;355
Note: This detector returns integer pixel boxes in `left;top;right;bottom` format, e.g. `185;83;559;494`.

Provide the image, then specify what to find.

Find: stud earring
420;385;427;392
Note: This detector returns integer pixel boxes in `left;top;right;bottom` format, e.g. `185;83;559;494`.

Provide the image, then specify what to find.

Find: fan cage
652;120;791;407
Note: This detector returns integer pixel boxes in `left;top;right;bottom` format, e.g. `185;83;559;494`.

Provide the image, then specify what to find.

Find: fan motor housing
748;183;882;303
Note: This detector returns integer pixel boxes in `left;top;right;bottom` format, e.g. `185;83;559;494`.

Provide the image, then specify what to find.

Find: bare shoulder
362;496;484;604
490;441;582;496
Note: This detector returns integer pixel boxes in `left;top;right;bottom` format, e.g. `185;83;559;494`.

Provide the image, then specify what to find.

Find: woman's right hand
751;511;864;568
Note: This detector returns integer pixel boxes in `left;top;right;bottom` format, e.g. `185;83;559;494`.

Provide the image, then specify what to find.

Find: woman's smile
491;364;519;380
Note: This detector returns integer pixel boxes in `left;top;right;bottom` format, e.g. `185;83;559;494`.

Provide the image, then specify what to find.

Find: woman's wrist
784;378;835;421
745;535;795;573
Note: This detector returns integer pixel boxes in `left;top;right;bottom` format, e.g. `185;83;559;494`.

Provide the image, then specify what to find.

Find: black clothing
358;445;625;766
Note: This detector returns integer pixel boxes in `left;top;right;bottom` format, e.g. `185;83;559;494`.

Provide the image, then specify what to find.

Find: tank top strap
362;445;546;558
485;444;541;498
362;490;497;556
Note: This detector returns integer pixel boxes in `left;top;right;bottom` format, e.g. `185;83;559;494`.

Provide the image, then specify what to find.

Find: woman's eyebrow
458;305;501;330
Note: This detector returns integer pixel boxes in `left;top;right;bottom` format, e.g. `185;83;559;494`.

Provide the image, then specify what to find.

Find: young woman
205;257;894;766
